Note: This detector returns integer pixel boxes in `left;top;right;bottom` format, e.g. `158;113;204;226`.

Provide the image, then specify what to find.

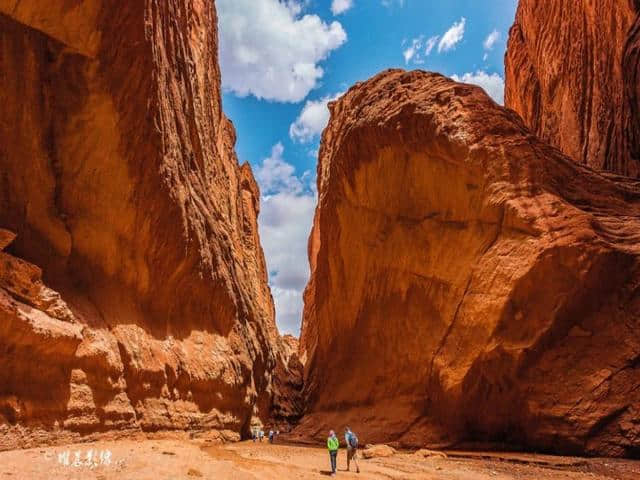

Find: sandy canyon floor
1;438;639;479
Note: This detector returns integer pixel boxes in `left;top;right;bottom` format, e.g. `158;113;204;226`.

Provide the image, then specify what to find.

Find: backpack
348;432;358;448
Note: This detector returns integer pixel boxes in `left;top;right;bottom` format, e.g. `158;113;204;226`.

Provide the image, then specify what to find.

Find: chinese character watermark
44;449;123;469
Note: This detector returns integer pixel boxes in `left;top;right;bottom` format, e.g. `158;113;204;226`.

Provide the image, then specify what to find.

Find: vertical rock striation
505;0;640;177
297;69;640;457
0;0;279;448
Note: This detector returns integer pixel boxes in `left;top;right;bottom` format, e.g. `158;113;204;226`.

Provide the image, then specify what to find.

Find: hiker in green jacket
327;430;339;476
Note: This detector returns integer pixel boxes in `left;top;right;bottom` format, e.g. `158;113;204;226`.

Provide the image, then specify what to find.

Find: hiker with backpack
344;426;360;473
327;430;339;476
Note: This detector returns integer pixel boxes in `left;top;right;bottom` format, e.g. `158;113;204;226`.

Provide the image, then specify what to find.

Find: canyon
0;0;639;465
0;0;297;449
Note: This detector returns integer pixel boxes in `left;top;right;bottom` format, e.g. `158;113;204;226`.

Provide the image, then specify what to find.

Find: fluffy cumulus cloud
255;143;304;194
438;17;466;53
255;144;316;335
451;71;505;104
289;92;344;143
331;0;353;15
483;29;501;50
218;0;347;102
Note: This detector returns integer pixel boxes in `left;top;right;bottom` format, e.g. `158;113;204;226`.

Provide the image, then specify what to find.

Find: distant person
327;430;339;476
268;430;274;443
259;430;265;442
252;429;257;442
344;427;360;473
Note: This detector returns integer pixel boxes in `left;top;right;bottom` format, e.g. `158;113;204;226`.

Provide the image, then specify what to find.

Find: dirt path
1;439;639;479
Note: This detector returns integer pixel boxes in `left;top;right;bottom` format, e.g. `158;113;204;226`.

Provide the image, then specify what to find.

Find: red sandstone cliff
296;70;640;457
505;0;640;177
0;0;279;448
270;335;304;429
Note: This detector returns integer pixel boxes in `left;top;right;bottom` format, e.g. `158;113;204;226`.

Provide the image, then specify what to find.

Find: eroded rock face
270;335;304;428
505;0;640;177
297;70;640;457
0;0;278;448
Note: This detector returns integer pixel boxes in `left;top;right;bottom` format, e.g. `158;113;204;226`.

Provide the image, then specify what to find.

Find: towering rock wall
297;70;640;457
505;0;640;177
0;0;280;448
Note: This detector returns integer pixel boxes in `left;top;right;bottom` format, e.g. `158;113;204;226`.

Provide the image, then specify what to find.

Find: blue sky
218;0;518;335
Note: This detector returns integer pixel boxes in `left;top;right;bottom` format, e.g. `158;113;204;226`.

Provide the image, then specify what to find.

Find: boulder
362;444;396;459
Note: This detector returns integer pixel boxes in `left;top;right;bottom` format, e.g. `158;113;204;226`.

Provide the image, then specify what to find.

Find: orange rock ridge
0;0;281;449
297;69;640;457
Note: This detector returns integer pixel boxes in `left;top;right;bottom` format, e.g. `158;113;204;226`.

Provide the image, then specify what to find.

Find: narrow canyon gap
1;0;640;461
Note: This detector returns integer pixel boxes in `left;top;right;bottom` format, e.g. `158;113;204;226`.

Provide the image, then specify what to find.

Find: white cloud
483;29;500;50
451;70;505;104
403;36;423;64
331;0;353;15
404;18;466;65
438;17;466;53
403;34;439;65
425;35;439;56
218;0;347;102
290;92;343;143
256;144;317;335
271;287;307;336
255;143;305;195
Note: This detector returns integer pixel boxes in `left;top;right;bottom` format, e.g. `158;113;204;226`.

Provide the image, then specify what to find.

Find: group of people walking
327;427;360;476
251;425;360;476
251;428;279;443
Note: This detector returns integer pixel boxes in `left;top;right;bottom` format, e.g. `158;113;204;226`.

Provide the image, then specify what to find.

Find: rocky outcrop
270;335;305;428
505;0;640;177
297;70;640;457
0;0;279;448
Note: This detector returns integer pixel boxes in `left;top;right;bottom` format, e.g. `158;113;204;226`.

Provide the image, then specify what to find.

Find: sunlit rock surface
297;69;640;457
0;0;279;449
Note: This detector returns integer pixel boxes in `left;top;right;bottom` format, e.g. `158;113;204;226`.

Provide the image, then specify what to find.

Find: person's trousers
347;447;359;470
329;450;338;473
